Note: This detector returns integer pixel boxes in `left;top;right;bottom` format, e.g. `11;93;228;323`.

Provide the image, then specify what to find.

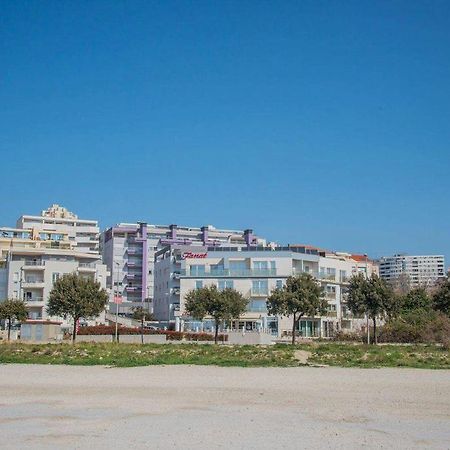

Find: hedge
77;325;228;342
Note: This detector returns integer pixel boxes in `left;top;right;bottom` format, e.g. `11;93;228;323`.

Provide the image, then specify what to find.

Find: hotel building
154;243;378;337
101;224;265;314
379;254;446;288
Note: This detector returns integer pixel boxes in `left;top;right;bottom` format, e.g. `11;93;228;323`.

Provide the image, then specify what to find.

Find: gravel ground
0;364;449;449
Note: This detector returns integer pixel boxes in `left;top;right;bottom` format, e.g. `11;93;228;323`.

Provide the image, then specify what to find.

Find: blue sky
1;1;449;263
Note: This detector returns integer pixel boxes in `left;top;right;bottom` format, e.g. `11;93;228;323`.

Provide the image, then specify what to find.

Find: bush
77;326;228;342
333;330;364;342
379;310;450;347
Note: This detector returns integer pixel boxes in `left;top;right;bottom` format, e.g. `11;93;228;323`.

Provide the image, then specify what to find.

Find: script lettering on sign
182;252;208;259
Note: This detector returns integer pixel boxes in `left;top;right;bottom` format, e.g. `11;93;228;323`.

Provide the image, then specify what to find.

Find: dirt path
0;364;449;449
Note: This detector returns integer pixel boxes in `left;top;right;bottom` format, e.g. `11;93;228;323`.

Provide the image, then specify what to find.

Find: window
210;264;224;275
195;280;203;289
276;279;283;289
252;280;268;296
218;280;233;291
254;261;268;270
230;261;246;271
190;265;205;276
52;273;60;283
13;272;19;282
248;299;267;312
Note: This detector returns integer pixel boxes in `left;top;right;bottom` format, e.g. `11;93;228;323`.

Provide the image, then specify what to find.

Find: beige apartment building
0;207;108;329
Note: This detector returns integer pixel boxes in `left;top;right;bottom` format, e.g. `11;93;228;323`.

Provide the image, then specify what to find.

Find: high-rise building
101;223;265;313
379;254;446;288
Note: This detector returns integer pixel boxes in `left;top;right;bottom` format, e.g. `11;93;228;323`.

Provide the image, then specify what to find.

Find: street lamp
114;262;121;343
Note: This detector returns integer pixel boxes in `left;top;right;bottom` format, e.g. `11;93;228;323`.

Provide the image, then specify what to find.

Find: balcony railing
25;297;44;302
24;280;44;284
24;261;45;267
181;268;277;277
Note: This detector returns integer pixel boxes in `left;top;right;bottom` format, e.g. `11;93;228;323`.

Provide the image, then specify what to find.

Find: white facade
154;244;378;337
101;223;265;314
17;204;100;254
379;254;445;288
0;212;108;329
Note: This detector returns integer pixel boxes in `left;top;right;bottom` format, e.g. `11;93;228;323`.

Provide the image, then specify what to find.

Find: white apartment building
17;204;100;254
0;226;108;329
154;244;378;337
379;254;445;288
101;223;265;314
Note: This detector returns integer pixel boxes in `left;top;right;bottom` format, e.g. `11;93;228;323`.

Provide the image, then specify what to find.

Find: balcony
127;248;142;255
23;261;45;269
251;290;269;297
172;272;181;280
22;280;45;289
126;273;141;279
125;286;141;292
78;263;97;272
126;261;142;268
25;297;44;304
318;273;337;282
172;288;181;295
181;268;277;278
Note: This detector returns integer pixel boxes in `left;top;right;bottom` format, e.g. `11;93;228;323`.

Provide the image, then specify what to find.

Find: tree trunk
72;319;77;343
372;317;377;345
214;321;219;344
141;318;144;344
7;318;11;341
291;313;297;345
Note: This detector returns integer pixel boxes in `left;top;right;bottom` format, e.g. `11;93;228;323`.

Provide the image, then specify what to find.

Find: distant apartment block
379;254;445;288
0;205;107;329
17;204;100;254
101;223;265;313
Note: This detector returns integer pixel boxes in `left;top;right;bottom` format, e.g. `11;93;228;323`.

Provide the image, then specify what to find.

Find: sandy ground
0;364;449;449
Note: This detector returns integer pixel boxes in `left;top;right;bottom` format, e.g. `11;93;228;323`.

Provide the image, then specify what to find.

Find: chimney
169;224;177;239
201;226;209;245
139;222;148;238
244;229;254;246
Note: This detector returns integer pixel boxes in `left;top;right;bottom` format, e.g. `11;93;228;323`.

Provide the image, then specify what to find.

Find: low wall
76;334;167;344
227;331;275;345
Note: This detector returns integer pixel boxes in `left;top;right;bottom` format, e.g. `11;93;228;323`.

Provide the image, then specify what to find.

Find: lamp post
114;262;120;343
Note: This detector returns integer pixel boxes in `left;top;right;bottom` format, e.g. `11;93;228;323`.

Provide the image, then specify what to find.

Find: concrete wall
76;334;167;344
227;331;274;345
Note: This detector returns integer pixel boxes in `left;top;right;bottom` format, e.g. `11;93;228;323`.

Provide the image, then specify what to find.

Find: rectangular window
230;261;246;271
190;265;205;276
252;280;268;296
13;272;19;282
195;280;203;289
210;264;224;275
254;261;268;270
52;273;60;283
276;279;283;289
218;280;233;291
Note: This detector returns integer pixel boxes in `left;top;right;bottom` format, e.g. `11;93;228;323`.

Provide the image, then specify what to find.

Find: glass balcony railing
181;268;277;277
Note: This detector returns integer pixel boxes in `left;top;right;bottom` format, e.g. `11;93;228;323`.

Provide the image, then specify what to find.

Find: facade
17;204;100;254
379;254;445;288
154;244;378;337
101;223;265;313
0;224;108;329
